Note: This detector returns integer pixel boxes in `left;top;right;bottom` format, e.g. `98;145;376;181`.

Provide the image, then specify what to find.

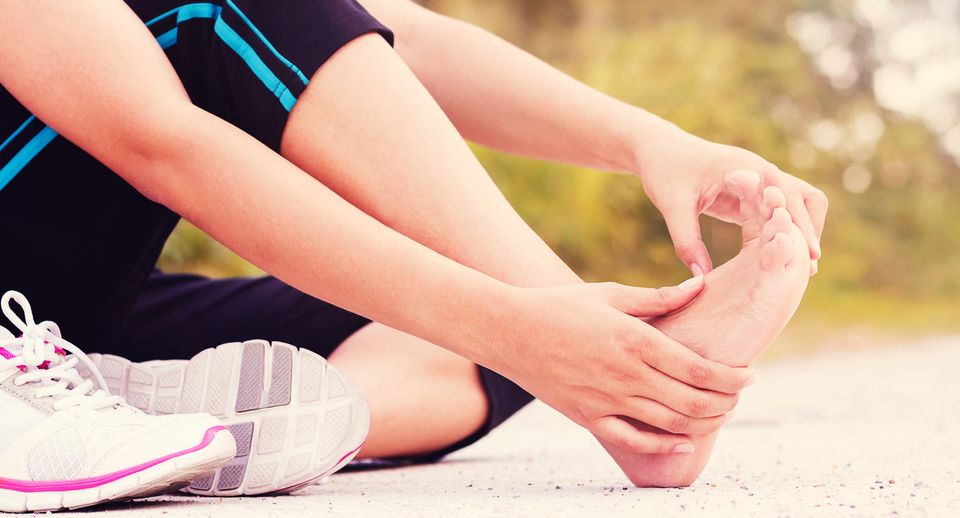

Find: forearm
384;5;675;172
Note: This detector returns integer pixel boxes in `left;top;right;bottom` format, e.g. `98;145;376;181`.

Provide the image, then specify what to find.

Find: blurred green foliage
159;0;960;352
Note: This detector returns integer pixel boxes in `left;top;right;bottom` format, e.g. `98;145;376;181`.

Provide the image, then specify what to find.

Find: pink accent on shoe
0;426;228;493
331;442;365;470
38;361;50;370
53;346;66;357
0;348;14;360
272;441;365;494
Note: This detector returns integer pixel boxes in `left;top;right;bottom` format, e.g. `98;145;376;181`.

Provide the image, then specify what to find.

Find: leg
280;34;580;289
285;31;812;478
329;323;489;459
280;33;797;478
278;33;578;458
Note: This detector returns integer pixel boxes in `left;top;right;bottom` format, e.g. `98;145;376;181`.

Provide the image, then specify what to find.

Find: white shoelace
0;291;123;413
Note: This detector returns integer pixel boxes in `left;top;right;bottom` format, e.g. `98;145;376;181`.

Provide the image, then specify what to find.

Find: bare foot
600;171;811;487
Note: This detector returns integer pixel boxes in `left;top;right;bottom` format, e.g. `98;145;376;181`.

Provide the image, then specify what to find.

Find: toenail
679;276;704;291
673;444;695;454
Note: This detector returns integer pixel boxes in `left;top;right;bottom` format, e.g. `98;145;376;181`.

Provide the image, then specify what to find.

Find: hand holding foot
601;172;813;487
486;279;755;456
632;123;828;275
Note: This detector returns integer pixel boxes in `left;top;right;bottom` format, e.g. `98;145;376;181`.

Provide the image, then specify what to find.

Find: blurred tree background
159;0;960;356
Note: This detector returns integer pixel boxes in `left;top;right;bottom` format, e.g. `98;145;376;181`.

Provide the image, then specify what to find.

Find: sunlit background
159;0;960;358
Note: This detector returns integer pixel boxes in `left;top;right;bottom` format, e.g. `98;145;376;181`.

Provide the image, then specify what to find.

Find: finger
604;278;704;318
639;328;755;394
790;177;829;240
638;366;741;418
623;396;730;434
762;169;821;260
661;202;713;275
723;169;762;241
759;185;787;220
592;415;695;455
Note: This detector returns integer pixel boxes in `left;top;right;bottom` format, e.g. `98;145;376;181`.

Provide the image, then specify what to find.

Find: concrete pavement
66;337;960;517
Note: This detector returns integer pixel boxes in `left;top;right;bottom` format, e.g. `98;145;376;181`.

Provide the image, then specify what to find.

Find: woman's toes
728;170;763;241
760;232;794;271
761;207;793;242
760;186;787;220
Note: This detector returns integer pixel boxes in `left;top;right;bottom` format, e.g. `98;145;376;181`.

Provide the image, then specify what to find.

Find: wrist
428;273;526;369
625;110;688;176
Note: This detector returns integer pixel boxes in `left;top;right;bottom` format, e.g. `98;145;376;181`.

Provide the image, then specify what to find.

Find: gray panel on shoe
226;421;255;457
235;342;265;412
190;474;214;491
0;378;56;415
267;346;293;407
180;353;209;414
216;461;248;491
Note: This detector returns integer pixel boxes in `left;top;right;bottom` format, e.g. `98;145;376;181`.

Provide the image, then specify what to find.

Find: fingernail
690;264;705;277
724;410;737;423
745;374;757;387
679;276;704;291
673;444;695;454
810;260;819;276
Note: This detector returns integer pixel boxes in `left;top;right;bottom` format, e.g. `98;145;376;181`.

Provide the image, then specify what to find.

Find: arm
0;1;754;453
0;1;492;359
359;0;828;276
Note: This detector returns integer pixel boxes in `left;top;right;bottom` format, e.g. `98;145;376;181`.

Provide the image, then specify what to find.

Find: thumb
604;277;704;317
663;204;713;276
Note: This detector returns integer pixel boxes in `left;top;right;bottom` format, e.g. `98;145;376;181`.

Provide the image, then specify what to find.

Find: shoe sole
0;427;235;512
87;340;370;496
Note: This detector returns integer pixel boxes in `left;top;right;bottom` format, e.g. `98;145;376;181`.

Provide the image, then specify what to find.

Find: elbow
108;101;200;206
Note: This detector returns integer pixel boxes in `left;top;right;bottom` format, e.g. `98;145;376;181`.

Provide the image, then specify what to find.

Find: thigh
124;0;395;153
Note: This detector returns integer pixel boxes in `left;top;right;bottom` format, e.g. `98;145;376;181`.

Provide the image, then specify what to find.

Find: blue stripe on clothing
213;17;298;111
224;0;311;85
0;115;35;154
0;1;306;192
156;27;179;49
176;3;221;24
0;126;58;191
144;5;183;26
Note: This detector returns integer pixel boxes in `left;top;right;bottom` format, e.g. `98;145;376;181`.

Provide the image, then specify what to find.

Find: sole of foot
84;340;370;496
602;179;812;488
651;183;811;367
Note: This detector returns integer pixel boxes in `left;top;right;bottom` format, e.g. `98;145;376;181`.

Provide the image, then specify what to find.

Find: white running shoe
0;291;237;512
82;340;370;496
